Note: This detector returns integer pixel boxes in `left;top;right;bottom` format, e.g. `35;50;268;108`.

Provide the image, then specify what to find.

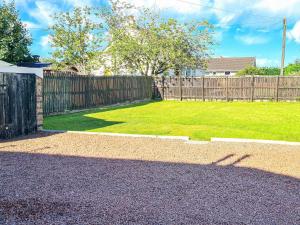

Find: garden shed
0;64;43;139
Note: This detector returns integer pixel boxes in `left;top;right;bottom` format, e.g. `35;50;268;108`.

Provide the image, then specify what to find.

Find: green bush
236;66;280;76
285;63;300;75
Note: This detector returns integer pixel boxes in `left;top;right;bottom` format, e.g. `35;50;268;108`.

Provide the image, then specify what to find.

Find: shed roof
0;60;13;67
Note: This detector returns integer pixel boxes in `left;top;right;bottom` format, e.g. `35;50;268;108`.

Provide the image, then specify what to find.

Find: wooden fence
153;76;300;101
43;72;153;115
0;73;37;139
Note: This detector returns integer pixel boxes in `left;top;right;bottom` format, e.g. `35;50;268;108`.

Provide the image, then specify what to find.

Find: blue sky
12;0;300;67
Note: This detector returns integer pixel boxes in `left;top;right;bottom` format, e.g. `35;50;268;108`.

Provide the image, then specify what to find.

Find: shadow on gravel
0;151;299;225
0;132;59;143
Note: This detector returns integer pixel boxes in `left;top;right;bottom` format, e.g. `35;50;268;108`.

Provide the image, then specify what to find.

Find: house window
225;71;231;75
213;72;217;75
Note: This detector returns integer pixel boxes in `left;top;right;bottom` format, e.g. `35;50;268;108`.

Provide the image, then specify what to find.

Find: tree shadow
0;151;299;225
0;132;58;143
46;116;123;132
43;101;160;132
1;117;124;142
46;101;157;118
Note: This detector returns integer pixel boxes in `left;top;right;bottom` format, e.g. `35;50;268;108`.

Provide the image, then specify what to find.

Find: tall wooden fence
153;76;300;101
0;73;37;139
43;72;153;115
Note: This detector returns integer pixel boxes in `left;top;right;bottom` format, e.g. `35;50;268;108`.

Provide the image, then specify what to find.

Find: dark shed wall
0;73;37;139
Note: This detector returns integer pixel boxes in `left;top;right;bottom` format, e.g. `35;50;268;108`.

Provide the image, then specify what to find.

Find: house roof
207;57;256;72
17;62;52;68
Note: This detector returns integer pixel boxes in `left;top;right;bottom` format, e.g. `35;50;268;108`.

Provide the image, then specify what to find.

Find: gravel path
0;132;300;225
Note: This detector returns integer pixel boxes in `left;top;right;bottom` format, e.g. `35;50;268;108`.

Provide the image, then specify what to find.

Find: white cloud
253;0;300;16
213;0;300;28
63;0;93;7
125;0;203;14
216;14;236;28
213;0;245;27
288;20;300;43
122;0;299;30
257;58;280;67
213;30;223;42
28;1;59;26
40;35;52;47
235;35;269;45
15;0;300;31
22;21;41;29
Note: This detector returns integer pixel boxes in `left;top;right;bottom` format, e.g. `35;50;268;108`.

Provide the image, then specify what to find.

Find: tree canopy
0;1;32;64
48;0;214;75
101;1;215;76
49;7;105;74
285;60;300;75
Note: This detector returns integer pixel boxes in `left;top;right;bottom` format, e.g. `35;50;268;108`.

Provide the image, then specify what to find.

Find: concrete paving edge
211;138;300;146
42;130;190;141
42;130;300;146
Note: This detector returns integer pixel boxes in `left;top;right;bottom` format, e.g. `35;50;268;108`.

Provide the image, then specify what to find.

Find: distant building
17;55;52;71
92;56;257;77
168;57;256;77
205;57;256;76
17;62;52;69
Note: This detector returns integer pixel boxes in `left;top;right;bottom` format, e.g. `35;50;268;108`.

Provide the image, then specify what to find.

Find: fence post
240;77;243;100
86;76;90;108
162;76;165;100
226;76;229;102
179;75;183;101
202;76;205;101
251;75;255;102
276;76;280;102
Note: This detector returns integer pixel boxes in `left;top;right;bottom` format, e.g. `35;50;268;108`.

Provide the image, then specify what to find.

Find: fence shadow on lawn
0;151;299;224
2;102;159;142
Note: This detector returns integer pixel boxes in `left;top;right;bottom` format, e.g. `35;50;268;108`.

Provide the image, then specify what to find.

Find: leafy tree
0;0;32;64
102;1;214;76
285;60;300;75
49;7;104;74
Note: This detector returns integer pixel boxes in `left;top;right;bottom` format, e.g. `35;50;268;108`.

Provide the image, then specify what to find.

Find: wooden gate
0;73;37;139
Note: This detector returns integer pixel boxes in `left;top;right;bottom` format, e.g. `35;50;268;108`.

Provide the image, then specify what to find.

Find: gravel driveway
0;132;300;225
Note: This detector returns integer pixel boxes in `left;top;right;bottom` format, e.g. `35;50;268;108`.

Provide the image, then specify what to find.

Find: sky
11;0;300;67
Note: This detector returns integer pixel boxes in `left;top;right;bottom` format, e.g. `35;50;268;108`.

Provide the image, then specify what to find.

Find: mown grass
44;101;300;142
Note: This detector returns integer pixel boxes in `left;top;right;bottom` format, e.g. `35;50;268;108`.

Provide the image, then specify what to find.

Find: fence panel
154;76;300;102
43;72;153;115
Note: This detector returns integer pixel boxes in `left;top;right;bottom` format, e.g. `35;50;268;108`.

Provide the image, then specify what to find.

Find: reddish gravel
0;132;300;225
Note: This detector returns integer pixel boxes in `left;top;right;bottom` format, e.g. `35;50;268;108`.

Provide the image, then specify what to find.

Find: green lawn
44;101;300;142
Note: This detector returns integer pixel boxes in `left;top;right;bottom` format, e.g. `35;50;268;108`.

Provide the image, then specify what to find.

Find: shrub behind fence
43;72;153;115
153;76;300;101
